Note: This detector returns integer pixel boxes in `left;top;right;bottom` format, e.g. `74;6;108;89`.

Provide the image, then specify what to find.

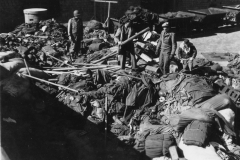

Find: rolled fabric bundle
0;59;25;80
0;51;19;61
18;67;51;80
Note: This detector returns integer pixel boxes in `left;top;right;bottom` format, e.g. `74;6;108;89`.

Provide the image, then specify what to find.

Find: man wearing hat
155;22;177;75
115;19;136;70
68;10;83;59
178;39;197;71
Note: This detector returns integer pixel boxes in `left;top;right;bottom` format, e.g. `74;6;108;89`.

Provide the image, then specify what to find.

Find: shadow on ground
177;25;240;41
1;83;150;160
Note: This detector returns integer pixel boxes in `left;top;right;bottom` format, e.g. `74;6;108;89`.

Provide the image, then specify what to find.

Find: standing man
68;10;83;59
178;39;197;71
155;22;177;75
115;20;136;70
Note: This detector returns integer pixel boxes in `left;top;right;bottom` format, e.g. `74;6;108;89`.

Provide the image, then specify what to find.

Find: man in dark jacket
115;20;136;70
155;22;177;75
68;10;83;59
178;39;197;71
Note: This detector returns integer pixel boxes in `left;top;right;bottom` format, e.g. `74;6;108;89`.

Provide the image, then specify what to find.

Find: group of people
67;10;197;75
115;20;197;74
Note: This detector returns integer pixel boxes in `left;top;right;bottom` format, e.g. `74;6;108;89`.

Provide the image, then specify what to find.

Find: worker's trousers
159;51;171;75
70;35;82;55
182;59;193;71
118;44;136;70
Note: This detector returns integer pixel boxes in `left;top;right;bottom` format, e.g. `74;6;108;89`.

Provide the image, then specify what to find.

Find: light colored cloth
218;108;235;129
179;137;222;160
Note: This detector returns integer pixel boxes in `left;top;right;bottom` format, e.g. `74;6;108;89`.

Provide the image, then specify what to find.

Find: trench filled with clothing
1;6;240;160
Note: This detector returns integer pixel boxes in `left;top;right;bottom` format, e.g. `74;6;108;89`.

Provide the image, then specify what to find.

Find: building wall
174;0;240;11
0;0;141;33
0;0;239;33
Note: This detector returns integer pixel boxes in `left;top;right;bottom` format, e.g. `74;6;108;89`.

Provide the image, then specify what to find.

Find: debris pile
1;14;240;160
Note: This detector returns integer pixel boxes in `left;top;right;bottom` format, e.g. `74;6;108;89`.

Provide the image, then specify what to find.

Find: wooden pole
52;65;115;71
47;54;75;68
44;70;73;74
104;94;108;147
21;73;79;93
23;58;31;76
105;70;142;80
120;27;150;46
73;63;118;67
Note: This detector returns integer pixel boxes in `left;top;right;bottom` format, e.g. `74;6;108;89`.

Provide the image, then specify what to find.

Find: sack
169;108;214;132
86;20;102;30
145;134;175;159
182;120;212;147
134;130;150;153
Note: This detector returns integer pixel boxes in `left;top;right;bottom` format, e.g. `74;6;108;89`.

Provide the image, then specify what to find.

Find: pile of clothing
83;20;114;53
49;69;240;160
1;15;240;160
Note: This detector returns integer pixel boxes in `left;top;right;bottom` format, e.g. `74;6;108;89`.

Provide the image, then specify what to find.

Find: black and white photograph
0;0;240;160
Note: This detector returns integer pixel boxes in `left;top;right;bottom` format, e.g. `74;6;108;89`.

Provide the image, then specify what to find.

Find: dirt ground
177;25;240;64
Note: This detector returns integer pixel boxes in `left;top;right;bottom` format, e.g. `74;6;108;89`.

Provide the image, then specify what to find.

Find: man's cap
162;22;169;28
73;10;80;16
184;39;190;44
